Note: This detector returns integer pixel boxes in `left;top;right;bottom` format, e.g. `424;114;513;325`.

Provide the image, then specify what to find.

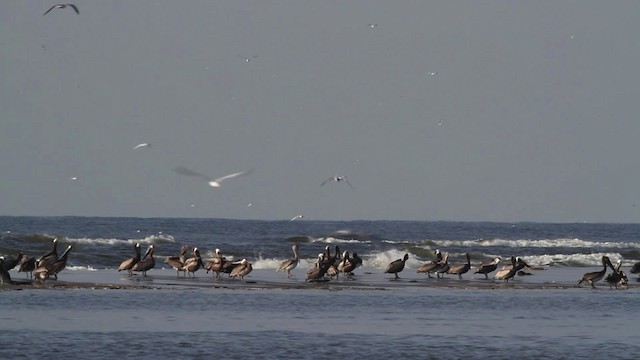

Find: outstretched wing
173;166;211;181
43;5;61;15
68;4;79;14
320;177;334;187
213;168;254;183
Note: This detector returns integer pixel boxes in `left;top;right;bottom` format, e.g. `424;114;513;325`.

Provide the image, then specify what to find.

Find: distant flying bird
43;4;79;16
133;143;151;150
238;55;258;62
321;176;354;189
290;214;304;221
367;23;378;28
173;166;254;188
70;176;79;181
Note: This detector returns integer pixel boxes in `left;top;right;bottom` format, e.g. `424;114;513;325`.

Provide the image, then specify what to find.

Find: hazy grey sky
2;1;640;222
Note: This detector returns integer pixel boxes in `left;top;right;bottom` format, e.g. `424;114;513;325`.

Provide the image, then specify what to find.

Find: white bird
133;143;151;150
290;214;304;221
321;176;354;189
238;55;258;62
367;23;378;28
173;166;254;188
70;176;79;181
43;4;79;16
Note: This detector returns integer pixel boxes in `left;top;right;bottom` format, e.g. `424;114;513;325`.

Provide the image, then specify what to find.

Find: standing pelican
306;253;328;282
578;256;611;289
474;257;501;279
181;247;204;278
131;245;155;276
37;238;58;268
433;252;450;278
416;249;443;278
34;245;73;281
18;255;36;278
1;252;23;271
495;256;525;283
206;248;228;278
447;253;471;279
629;262;640;274
385;254;409;279
605;259;628;289
276;244;300;277
164;244;188;277
0;258;11;286
118;243;141;275
229;259;252;282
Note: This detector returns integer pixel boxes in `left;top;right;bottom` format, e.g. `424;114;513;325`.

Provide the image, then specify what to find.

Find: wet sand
2;266;637;291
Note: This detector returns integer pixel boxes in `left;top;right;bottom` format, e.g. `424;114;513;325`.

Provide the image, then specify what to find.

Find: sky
2;1;640;222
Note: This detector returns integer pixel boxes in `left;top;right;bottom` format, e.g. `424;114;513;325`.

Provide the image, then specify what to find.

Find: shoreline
2;267;637;292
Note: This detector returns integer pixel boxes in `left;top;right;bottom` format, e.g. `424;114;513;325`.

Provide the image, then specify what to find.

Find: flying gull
43;4;79;16
238;55;258;62
173;166;254;188
133;143;151;150
321;176;354;189
290;214;304;221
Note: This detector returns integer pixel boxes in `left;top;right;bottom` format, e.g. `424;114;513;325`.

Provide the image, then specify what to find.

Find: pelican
306;253;328;282
173;166;254;188
605;259;628;289
495;256;526;283
118;243;141;275
433;252;450;278
34;245;73;281
164;244;189;276
1;252;23;271
131;245;155;276
36;238;58;269
416;249;443;278
205;248;227;278
276;244;300;277
0;257;11;286
474;257;501;279
18;255;36;278
447;253;471;279
229;259;252;282
181;247;204;278
385;253;409;279
43;4;79;16
578;256;611;289
630;262;640;274
321;176;354;190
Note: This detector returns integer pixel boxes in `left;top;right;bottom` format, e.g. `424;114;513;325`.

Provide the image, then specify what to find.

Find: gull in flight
238;55;258;62
321;176;354;190
70;176;79;181
290;214;304;221
173;166;254;188
133;143;151;150
43;4;79;15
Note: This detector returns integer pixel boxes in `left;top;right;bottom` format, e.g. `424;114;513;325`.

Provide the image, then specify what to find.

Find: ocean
1;216;639;358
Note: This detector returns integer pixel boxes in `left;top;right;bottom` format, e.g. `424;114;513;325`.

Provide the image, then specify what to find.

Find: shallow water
2;280;639;358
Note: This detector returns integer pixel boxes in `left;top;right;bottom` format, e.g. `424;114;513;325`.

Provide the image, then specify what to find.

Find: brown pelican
276;244;300;277
433;252;450;278
164;244;188;277
385;254;409;279
118;243;141;275
630;262;640;274
321;176;354;189
1;252;23;271
0;257;11;286
306;253;328;282
206;248;228;278
338;251;355;276
36;238;58;269
351;253;363;269
416;249;443;278
495;256;526;283
474;257;501;279
605;259;628;289
229;259;252;282
447;253;471;279
18;255;36;278
131;245;155;276
43;3;79;16
181;247;204;278
578;256;611;288
34;245;73;281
